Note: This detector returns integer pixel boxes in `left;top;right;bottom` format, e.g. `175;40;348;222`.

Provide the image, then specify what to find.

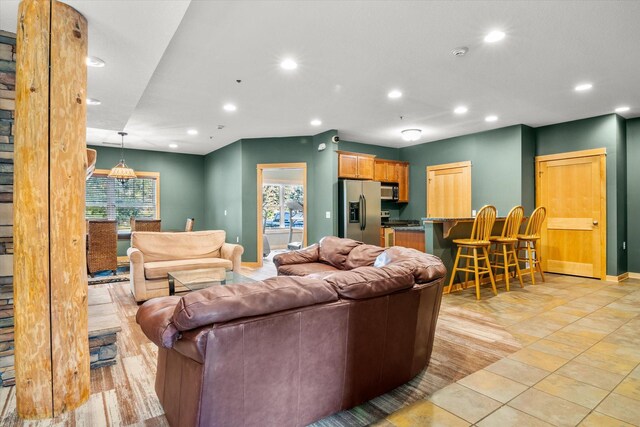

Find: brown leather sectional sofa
137;236;446;427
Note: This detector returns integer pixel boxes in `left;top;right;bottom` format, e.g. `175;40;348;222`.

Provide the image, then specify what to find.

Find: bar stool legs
491;241;524;291
517;239;545;284
447;244;497;300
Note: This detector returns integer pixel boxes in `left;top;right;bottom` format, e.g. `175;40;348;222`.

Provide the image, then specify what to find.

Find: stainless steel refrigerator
339;180;381;245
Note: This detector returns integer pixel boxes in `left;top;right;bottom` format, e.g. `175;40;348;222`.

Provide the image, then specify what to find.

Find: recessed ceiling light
223;103;237;112
485;115;498;122
615;106;630;113
86;56;105;67
388;90;402;99
169;144;178;149
187;129;198;135
280;58;298;70
310;119;322;126
86;98;101;105
401;129;422;142
454;106;468;114
484;30;505;43
574;83;593;92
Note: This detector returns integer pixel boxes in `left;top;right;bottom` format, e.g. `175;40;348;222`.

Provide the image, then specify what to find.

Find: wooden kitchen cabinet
337;151;375;180
396;162;409;202
374;160;398;183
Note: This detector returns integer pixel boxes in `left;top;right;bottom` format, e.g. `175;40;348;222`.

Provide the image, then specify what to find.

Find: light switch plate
325;211;331;219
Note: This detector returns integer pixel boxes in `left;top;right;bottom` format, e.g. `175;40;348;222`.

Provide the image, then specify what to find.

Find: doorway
536;148;606;280
257;163;307;268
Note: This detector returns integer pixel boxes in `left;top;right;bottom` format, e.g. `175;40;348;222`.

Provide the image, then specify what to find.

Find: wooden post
14;0;89;418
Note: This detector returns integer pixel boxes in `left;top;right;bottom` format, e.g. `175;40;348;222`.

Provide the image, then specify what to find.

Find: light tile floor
377;274;640;426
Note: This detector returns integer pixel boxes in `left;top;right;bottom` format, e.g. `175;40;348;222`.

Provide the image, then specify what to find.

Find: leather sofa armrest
273;243;320;269
136;296;182;348
221;243;244;272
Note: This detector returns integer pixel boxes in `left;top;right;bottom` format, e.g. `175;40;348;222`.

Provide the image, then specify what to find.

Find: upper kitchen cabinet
337;151;375;180
374;160;398;183
396;162;409;202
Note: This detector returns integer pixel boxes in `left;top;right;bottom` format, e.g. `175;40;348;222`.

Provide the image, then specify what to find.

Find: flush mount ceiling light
169;143;178;149
387;90;402;99
574;83;593;92
485;115;498;122
310;119;322;126
280;58;298;70
108;131;137;184
484;30;505;43
187;129;198;135
86;98;101;106
615;106;630;113
454;106;468;114
401;129;422;142
86;56;105;67
223;103;237;112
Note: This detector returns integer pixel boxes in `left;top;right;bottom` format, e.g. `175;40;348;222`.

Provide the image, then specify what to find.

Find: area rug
88;274;129;285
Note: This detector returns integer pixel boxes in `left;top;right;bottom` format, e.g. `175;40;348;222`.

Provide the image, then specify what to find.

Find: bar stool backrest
524;206;546;237
470;205;497;242
501;205;525;239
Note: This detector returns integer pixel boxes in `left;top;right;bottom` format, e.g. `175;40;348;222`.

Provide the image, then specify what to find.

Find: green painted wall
398;125;529;220
626;118;640;272
91;146;205;255
521;125;537;214
312;131;340;240
339;140;400;160
204;142;242;244
535;114;627;275
202;133;339;263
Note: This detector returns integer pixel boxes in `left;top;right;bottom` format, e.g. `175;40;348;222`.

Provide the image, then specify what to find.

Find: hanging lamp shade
108;131;137;184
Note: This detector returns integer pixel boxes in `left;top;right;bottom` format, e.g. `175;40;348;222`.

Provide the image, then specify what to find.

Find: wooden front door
426;161;471;218
536;149;606;279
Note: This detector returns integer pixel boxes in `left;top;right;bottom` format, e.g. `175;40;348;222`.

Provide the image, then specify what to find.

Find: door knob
593;220;599;225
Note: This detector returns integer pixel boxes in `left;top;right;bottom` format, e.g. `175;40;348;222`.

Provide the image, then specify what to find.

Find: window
262;183;304;229
86;169;160;230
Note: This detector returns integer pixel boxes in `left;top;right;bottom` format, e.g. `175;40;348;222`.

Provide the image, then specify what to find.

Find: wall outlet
224;210;227;216
325;211;331;219
236;236;239;243
623;241;626;250
472;209;477;217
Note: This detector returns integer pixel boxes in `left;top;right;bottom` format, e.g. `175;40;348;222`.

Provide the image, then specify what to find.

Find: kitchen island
422;217;508;290
392;226;425;252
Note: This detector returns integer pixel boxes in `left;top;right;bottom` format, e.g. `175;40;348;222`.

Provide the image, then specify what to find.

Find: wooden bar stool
516;206;547;284
490;206;525;291
447;205;498;300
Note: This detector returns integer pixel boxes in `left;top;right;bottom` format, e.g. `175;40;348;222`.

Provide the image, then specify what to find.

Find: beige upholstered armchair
127;230;243;302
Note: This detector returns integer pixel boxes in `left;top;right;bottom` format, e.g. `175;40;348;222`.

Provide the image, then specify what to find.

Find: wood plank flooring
0;259;634;426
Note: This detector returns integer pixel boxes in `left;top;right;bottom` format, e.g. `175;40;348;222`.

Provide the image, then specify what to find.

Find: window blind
86;173;158;229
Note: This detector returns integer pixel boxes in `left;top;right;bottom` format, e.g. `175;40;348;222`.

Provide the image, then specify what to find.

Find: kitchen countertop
392;226;424;232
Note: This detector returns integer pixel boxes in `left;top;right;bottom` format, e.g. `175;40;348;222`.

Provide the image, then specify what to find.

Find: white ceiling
1;1;639;155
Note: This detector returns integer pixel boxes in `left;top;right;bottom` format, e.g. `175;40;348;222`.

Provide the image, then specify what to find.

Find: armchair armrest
273;243;319;269
136;296;182;348
127;247;148;301
221;243;244;272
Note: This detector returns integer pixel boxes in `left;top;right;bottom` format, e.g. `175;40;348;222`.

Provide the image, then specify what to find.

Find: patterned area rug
88;274;130;285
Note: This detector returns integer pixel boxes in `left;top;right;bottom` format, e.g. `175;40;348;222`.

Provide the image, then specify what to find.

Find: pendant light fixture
108;131;137;184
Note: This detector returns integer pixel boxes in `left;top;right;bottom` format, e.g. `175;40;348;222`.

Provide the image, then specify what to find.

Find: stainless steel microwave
381;185;399;201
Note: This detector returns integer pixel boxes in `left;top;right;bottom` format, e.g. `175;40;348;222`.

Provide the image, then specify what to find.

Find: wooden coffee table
167;267;256;295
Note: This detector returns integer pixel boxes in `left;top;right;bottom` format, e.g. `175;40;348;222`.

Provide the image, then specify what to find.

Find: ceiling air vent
101;141;121;147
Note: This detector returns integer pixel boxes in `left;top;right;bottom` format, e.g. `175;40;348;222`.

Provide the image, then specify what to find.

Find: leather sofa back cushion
132;230;226;262
318;236;362;269
344;244;385;270
320;265;414;299
375;246;447;283
172;276;338;331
